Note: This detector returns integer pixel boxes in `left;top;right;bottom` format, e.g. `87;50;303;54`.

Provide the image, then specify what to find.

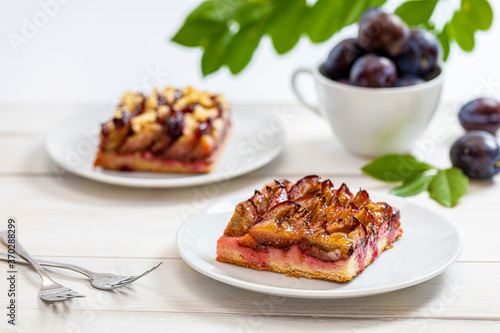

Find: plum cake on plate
216;176;403;282
94;86;231;173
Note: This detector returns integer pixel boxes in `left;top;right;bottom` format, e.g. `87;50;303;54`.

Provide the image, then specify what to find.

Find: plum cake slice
94;86;231;173
216;175;403;282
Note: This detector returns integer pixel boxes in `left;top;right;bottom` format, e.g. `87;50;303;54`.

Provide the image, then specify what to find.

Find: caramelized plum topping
294;194;319;211
250;190;264;213
157;93;167;106
325;217;357;234
249;217;305;248
295;194;327;221
336;183;353;207
259;182;289;213
352;190;370;208
113;111;132;129
166;110;184;141
196;118;213;137
356;207;377;226
100;112;132;151
288;175;321;200
305;232;354;259
325;198;344;221
277;179;293;192
261;201;300;221
181;103;198;114
224;200;260;237
348;219;369;246
320;180;335;205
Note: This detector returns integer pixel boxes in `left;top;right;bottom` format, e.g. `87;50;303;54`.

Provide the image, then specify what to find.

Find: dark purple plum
395;29;439;76
166;110;184;141
459;97;500;135
324;38;364;80
349;54;397;87
450;131;500;179
358;8;410;57
394;75;425;87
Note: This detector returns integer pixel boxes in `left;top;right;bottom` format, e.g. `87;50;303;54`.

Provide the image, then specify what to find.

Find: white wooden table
1;104;499;332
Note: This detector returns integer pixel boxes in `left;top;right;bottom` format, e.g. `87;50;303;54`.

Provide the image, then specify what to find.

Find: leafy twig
171;0;493;75
362;154;469;207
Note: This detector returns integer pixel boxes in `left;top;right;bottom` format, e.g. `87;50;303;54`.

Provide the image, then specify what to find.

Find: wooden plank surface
1;103;499;332
6;258;500;319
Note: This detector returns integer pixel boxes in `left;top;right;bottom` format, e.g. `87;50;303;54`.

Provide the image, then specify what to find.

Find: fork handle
0;231;56;285
0;249;93;278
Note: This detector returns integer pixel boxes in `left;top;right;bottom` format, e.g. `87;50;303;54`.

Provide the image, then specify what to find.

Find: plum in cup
395;29;439;77
324;38;365;80
358;8;410;57
349;54;397;87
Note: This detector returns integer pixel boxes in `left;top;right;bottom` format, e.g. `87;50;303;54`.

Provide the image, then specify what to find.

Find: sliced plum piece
224;199;260;237
288;175;321;201
352;189;370;209
336;183;353;207
320;179;336;206
249;217;305;248
261;201;300;221
305;232;354;260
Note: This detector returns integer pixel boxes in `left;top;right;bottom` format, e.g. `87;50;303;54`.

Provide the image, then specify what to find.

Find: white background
1;0;499;105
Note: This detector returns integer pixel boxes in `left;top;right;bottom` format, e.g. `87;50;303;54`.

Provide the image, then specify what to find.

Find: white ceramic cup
291;64;444;157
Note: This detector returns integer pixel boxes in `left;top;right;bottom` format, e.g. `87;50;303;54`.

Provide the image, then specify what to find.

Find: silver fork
0;231;85;301
0;248;162;290
0;250;162;290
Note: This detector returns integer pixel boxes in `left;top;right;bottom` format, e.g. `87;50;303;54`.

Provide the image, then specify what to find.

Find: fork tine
65;291;86;298
128;262;163;282
110;262;163;288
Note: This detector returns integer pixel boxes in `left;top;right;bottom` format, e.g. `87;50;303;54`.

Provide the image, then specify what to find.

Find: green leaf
395;0;438;27
428;168;469;207
340;0;375;27
362;154;433;182
389;172;433;197
233;1;272;28
201;30;229;76
267;0;308;54
306;0;344;43
437;24;451;61
461;0;493;31
226;22;266;74
450;11;475;51
185;0;245;23
171;20;226;47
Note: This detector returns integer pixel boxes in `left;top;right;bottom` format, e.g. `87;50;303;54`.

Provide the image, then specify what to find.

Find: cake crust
216;176;403;282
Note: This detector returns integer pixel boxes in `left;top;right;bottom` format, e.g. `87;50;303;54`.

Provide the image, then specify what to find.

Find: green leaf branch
362;154;469;207
171;0;493;75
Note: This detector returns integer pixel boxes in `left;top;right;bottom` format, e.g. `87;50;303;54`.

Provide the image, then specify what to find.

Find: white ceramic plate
176;191;462;299
46;106;284;188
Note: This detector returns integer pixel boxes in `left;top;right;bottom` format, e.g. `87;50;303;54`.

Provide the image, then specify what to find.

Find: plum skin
324;38;365;80
358;8;410;57
349;54;397;88
395;29;439;77
459;97;500;135
450;131;500;179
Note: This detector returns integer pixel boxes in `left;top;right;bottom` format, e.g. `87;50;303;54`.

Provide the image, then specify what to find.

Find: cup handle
291;67;321;116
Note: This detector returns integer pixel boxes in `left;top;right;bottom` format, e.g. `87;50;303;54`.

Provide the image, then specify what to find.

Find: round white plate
176;191;462;299
46;106;284;188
